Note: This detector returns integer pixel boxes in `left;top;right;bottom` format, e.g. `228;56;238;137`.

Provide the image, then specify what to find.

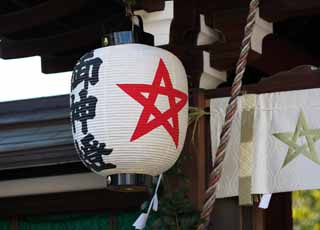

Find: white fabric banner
210;88;320;198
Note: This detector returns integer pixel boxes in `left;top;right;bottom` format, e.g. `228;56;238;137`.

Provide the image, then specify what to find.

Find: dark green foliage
151;191;201;230
149;154;202;230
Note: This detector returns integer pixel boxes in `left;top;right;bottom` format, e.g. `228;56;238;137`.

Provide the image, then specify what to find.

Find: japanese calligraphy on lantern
71;50;115;173
71;51;102;90
71;89;97;134
74;134;116;172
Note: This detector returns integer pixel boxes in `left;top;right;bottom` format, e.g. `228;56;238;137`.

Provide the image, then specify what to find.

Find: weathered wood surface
1;0;320;77
0;0;88;34
197;0;320;22
0;95;79;171
260;0;320;22
205;66;320;99
182;89;207;210
0;188;148;217
0;162;87;181
0;0;165;72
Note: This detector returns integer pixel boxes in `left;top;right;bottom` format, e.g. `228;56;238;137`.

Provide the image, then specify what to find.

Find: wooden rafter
134;0;165;12
251;35;320;75
0;0;320;77
41;52;86;74
0;15;126;59
0;189;148;216
260;0;320;22
0;0;88;35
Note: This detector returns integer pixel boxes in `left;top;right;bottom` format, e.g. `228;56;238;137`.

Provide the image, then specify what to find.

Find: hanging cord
197;0;260;229
189;107;210;143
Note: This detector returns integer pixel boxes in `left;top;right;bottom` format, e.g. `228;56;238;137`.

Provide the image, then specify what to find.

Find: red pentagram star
117;58;188;148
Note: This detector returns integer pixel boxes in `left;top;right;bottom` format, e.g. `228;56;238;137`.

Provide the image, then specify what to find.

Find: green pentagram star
273;111;320;168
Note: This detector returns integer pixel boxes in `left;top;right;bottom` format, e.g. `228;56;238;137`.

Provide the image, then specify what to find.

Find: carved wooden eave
196;0;320;83
163;0;223;89
1;0;320;79
135;0;320;90
128;0;320;89
197;15;227;89
135;1;173;46
204;7;274;71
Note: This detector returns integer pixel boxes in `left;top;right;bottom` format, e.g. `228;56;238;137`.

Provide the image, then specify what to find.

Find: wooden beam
0;95;80;172
205;66;320;99
0;189;148;217
252;193;292;230
206;7;261;71
251;35;320;75
134;0;165;12
206;8;318;74
169;0;199;46
0;11;127;59
0;0;88;35
0;162;88;181
198;0;320;23
253;205;266;230
0;94;69;125
0;144;80;172
162;0;208;88
265;193;292;230
0;25;100;59
182;89;207;210
197;1;320;78
198;0;250;14
211;198;241;229
41;52;85;74
260;0;320;22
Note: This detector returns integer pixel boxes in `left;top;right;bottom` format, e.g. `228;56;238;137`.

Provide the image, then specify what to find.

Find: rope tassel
197;0;260;229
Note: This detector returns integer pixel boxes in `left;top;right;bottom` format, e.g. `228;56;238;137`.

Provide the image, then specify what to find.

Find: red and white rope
198;0;260;229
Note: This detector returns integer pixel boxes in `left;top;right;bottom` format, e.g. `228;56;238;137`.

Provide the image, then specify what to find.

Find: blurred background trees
293;190;320;230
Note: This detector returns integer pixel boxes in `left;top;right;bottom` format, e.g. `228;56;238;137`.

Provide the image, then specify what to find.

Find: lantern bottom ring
106;173;154;193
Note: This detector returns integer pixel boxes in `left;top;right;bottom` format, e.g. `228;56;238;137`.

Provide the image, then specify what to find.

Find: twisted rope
197;0;260;229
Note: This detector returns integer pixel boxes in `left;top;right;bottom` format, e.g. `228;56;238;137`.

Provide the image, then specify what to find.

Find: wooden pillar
182;89;207;210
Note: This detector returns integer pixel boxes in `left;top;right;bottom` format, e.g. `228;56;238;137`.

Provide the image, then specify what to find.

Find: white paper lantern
70;44;188;177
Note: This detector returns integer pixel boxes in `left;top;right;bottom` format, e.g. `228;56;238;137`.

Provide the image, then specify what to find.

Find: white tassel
133;213;149;230
133;174;163;229
152;194;159;211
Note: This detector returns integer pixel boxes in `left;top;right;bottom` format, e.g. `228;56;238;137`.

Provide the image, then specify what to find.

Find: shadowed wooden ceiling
0;0;164;73
0;0;320;85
